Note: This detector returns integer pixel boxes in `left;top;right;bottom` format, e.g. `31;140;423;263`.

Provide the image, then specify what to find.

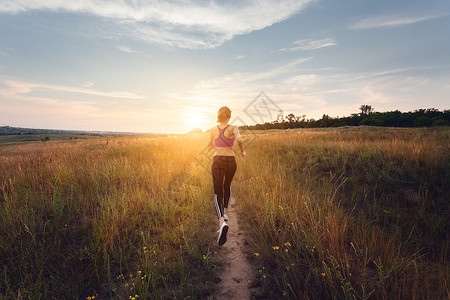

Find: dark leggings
212;156;237;219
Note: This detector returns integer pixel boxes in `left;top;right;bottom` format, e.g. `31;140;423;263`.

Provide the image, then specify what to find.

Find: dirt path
214;197;256;300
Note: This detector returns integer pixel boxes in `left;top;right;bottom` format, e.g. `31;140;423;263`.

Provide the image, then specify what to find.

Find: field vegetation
235;127;449;299
1;127;448;299
1;135;219;299
0;134;105;145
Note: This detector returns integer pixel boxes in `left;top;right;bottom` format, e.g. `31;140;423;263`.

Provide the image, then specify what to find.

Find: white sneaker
223;213;229;221
217;221;229;246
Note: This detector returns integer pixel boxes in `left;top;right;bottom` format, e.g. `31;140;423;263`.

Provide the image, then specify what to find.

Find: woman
207;106;246;246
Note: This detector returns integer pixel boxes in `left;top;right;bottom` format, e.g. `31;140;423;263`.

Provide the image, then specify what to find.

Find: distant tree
242;107;448;130
431;118;449;126
286;113;296;123
414;116;430;127
359;105;374;116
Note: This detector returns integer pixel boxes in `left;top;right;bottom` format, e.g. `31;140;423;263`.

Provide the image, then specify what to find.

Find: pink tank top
214;125;235;147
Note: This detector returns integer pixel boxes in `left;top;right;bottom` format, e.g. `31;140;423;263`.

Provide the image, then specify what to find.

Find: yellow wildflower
284;242;291;247
283;291;287;296
284;249;288;253
254;252;260;257
321;273;326;277
273;246;280;250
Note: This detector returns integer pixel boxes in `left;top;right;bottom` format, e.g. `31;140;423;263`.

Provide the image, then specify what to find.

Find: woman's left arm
234;126;246;157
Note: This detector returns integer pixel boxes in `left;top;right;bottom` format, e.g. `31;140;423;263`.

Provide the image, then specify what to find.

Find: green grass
0;134;106;145
234;127;449;299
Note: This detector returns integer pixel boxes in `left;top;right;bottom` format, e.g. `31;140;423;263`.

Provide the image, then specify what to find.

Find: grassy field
0;134;106;146
235;127;449;299
1;127;449;299
0;135;220;299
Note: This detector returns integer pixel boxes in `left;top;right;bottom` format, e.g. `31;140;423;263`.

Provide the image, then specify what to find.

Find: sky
0;0;449;134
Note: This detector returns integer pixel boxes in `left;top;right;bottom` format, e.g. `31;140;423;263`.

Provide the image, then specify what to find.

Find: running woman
207;106;246;246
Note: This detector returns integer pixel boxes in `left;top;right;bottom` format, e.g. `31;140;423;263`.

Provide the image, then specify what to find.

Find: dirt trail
214;197;256;300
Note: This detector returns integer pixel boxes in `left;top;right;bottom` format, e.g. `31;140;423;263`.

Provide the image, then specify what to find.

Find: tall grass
2;127;448;299
0;135;219;299
234;127;449;299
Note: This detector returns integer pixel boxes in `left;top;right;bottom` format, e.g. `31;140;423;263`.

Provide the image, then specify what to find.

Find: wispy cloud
350;14;442;30
0;78;144;99
167;60;437;123
0;77;169;132
281;38;336;51
0;0;314;49
116;45;139;54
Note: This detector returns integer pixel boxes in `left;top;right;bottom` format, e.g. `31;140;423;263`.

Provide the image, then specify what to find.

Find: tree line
240;106;450;130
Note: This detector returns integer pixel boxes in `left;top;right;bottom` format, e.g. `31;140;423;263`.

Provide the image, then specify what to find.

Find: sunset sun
187;110;206;130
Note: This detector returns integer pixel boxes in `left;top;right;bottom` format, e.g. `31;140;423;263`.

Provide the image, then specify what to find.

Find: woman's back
210;124;240;156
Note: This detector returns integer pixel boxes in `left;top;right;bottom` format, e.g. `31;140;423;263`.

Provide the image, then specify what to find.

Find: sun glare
187;110;206;131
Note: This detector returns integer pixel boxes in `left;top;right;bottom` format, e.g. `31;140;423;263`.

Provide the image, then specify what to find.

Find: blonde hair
217;106;232;123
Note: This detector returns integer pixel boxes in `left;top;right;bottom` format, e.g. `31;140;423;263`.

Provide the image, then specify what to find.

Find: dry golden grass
234;127;449;299
1;127;449;299
1;134;220;299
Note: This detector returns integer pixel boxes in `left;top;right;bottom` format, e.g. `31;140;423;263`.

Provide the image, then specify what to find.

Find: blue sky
0;0;449;133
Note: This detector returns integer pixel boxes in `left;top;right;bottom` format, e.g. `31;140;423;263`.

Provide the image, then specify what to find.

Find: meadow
0;127;449;299
0;134;103;145
1;135;219;299
234;127;449;299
